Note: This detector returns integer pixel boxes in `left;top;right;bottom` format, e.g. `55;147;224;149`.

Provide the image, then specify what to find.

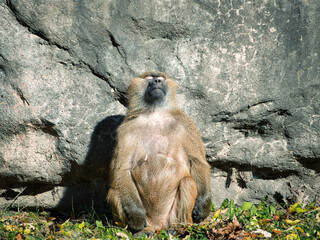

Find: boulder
0;0;319;211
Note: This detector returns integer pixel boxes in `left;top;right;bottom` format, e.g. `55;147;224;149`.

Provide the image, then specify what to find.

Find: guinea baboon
107;71;211;233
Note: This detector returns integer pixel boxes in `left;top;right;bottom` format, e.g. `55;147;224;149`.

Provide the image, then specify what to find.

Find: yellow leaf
212;209;221;219
290;202;300;210
78;221;85;230
62;218;70;226
295;227;304;233
285;219;300;225
115;221;126;228
24;229;31;235
285;233;299;240
57;224;63;231
290;203;307;213
5;225;14;231
65;231;71;237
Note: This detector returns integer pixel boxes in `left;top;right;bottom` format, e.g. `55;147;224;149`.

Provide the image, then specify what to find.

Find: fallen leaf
285;219;300;225
272;229;283;234
62;218;70;226
57;224;63;230
45;216;56;222
273;215;280;221
262;218;272;223
232;215;240;229
252;229;272;238
116;232;130;240
291;202;300;209
285;233;299;240
78;221;85;230
15;234;23;240
212;215;241;238
5;225;14;231
220;208;229;216
212;209;221;219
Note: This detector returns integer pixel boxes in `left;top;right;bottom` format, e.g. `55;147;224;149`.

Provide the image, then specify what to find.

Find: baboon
107;71;211;233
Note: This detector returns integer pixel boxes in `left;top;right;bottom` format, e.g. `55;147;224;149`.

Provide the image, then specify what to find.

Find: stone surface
0;0;319;211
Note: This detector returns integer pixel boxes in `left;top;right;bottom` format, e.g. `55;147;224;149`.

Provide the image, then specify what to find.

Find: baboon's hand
192;193;211;223
126;206;147;233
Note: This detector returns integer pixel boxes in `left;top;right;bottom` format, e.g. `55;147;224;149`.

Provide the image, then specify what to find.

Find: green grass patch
0;198;319;239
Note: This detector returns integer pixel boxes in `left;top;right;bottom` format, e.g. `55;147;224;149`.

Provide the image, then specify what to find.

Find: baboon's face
143;73;168;105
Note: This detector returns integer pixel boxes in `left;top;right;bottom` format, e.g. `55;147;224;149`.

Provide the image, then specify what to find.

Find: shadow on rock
55;114;125;217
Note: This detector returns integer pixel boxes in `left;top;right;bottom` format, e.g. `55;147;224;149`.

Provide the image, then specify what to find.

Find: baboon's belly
131;153;190;221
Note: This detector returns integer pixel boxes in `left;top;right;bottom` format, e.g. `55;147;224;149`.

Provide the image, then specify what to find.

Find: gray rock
0;0;319;212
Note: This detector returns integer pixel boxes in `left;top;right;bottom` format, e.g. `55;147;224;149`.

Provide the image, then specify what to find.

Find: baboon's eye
145;76;153;81
157;77;165;81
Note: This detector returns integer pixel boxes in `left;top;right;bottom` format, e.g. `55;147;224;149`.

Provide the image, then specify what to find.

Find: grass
0;197;319;239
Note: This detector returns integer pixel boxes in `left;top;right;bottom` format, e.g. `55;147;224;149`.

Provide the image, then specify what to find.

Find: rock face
0;0;319;211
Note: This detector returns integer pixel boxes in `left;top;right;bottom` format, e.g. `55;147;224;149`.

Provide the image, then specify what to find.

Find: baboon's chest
135;111;182;154
131;111;189;182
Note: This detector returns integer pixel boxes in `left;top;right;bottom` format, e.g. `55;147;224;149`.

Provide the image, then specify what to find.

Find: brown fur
107;72;211;233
